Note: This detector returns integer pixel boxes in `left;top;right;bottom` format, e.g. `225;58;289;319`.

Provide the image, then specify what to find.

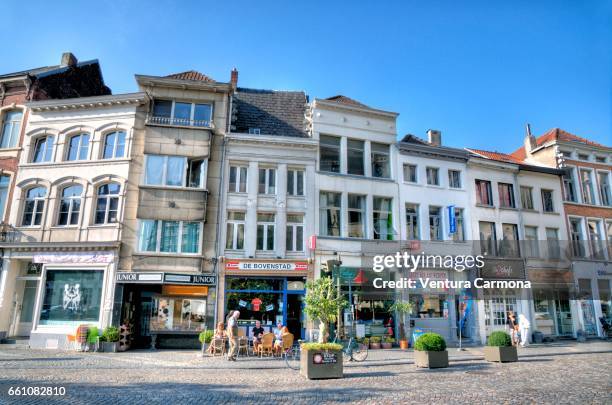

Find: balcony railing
146;115;212;128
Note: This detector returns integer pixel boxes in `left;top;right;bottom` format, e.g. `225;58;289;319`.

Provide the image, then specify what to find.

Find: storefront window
39;269;104;326
410;294;447;318
150;294;207;332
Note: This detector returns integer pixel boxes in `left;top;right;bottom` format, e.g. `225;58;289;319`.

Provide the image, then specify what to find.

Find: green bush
101;326;120;343
301;342;343;351
384;336;395;344
369;336;382;343
199;330;214;344
487;331;512;347
414;333;446;352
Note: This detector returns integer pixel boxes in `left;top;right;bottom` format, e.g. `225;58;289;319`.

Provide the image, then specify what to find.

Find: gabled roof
325;95;370;109
232;87;308;137
0;59;100;80
165;70;215;83
511;128;609;159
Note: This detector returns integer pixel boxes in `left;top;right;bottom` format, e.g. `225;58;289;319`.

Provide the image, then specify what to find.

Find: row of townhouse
0;54;609;349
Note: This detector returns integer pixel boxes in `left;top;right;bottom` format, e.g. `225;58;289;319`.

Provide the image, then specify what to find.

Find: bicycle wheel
285;346;300;370
350;342;368;362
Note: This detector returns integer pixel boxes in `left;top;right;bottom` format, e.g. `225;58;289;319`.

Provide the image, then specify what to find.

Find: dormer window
150;99;212;128
248;128;261;135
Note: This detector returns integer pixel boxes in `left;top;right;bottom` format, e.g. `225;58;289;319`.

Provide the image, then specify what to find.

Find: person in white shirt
227;311;240;361
518;314;530;347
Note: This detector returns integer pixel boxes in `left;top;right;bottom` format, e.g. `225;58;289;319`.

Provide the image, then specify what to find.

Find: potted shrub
100;326;120;353
302;278;347;379
414;332;448;368
86;326;99;352
382;336;395;349
389;300;414;349
300;342;344;379
484;331;518;362
369;336;382;349
199;330;213;355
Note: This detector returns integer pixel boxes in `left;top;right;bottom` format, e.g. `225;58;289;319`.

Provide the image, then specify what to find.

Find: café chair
256;333;274;357
209;337;226;357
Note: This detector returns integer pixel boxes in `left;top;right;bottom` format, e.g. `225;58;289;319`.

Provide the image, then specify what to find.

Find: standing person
227;310;240;361
507;311;519;346
252;320;265;353
518;314;530;347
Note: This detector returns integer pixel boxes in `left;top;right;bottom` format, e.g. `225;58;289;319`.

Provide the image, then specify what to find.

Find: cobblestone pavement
0;341;611;404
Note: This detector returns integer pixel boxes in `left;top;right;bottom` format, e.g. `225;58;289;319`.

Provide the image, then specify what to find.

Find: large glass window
226;211;245;250
287;169;304;196
32;136;54;163
348;194;365;238
95;182;120;224
151;295;208;332
580;169;595;204
448;170;461;188
144;154;186;187
229;165;248;193
58;185;83;226
0;175;9;221
562;170;577;202
587;220;605;259
0;110;22;148
257;213;275;251
347;139;364;175
426;167;439;186
138;220;201;254
319;135;340;173
319;192;341;237
66;133;89;161
258;168;276;195
598;172;611;206
452;207;465;242
151;99;212;127
500;223;520;257
475;180;493;206
405;203;419;240
429;206;442;240
520;186;533;210
286;214;304;252
409;294;447;319
541;189;554;212
22;187;46;226
371;143;390;178
524;226;539;258
403;164;417;183
570;218;585;257
546;228;561;259
102;131;126;159
479;221;497;256
39;269;104;326
373;197;393;240
498;183;515;208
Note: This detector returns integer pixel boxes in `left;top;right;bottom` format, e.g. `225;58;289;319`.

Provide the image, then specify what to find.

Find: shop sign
528;269;573;286
34;252;114;264
164;273;216;285
238;300;247;307
479;258;525;280
313;352;337;364
265;304;274;311
225;261;308;271
116;272;163;283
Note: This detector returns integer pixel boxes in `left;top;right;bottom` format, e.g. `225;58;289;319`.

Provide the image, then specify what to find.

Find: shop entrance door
286;293;304;339
484;291;517;336
554;296;573;336
11;279;39;337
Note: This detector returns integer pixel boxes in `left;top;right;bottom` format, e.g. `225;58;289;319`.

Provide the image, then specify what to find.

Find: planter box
484;346;518;362
381;342;393;349
369;343;381;350
300;349;343;379
101;342;118;353
415;350;449;368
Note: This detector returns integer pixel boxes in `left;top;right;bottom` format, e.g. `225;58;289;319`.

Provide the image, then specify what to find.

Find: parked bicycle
333;332;368;363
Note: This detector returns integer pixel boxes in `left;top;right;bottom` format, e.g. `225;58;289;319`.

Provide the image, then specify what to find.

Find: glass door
16;280;39;336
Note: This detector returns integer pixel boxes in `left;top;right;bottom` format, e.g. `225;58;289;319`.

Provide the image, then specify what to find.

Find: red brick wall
564;203;612;220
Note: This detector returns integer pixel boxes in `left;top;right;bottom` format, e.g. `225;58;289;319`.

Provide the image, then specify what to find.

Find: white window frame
428;205;442;240
319;191;342;237
520;186;534;210
256;213;275;251
152;99;213;127
524;225;539;258
21;187;46;227
229;165;248;193
347;194;366;238
31;135;54;163
138;219;202;254
0;109;23;149
226;211;246;250
448;170;461;188
405;203;419;240
287;169;305;196
426;167;439;186
258;167;276;195
597;171;611;207
541;189;555;212
452;207;465;242
144;154;188;187
371;142;390;178
94;183;120;225
57;185;83;226
580;168;595;204
248;128;261;135
373;196;393;240
286;213;304;252
66;133;90;161
102;131;126;159
403;164;417;183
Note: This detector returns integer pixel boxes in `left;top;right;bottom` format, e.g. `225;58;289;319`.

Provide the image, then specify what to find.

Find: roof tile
165;70;215;83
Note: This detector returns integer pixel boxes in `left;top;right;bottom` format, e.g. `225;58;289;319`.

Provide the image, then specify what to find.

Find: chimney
524;123;537;155
60;52;78;67
427;129;441;146
230;68;238;90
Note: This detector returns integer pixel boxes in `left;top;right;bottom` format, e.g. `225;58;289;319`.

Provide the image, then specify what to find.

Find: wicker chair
209;337;226;357
276;333;294;356
256;332;274;357
237;336;250;357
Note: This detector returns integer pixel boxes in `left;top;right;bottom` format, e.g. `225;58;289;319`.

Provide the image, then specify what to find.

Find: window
346;139;365;175
559;150;572;158
426;167;439;186
22;187;46;226
520;186;533;210
229;165;248;193
144;155;186;187
187;159;206;188
598;172;611;206
151;99;212;127
373;197;393;240
546;228;560;259
403;164;417;183
452;208;464;242
319;192;341;237
138;220;201;254
0;110;22;148
448;170;461;188
498;183;515;208
562;170;577;202
286;214;304;252
0;175;9;220
595;156;607;163
57;185;83;226
95;183;120;224
580;169;595;204
102;131;126;159
258;167;276;194
319;135;340;173
348;194;365;238
578;153;589;161
570;218;585;257
500;223;520;257
371;143;390;178
607;222;612;254
541;189;554;212
66;133;89;161
479;221;497;256
32;136;54;163
409;293;447;318
225;212;245;250
524;226;539;258
256;213;275;250
287;169;304;196
587;220;605;259
429;206;442;240
475;180;493;206
405;204;419;240
248;128;261;135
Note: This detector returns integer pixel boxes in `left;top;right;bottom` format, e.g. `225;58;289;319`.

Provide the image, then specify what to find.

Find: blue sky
1;1;610;150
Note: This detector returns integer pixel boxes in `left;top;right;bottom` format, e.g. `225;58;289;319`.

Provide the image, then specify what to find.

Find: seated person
208;322;226;354
273;322;283;341
252;320;265;352
274;326;290;355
